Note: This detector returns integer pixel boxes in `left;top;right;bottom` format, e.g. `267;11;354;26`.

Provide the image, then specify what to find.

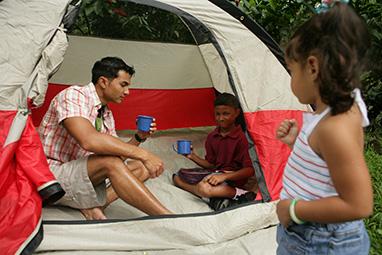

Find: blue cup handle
172;144;178;153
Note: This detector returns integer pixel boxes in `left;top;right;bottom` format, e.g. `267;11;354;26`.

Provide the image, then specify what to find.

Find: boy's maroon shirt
205;125;253;173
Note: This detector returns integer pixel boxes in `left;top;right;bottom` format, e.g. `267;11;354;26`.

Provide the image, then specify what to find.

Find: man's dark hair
214;92;240;108
91;57;135;84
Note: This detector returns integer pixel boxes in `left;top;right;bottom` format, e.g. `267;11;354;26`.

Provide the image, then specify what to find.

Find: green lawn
365;147;382;255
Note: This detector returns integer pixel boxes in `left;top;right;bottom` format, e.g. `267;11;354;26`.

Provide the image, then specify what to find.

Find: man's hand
276;119;299;148
276;199;292;227
141;151;164;178
137;118;157;140
204;173;226;186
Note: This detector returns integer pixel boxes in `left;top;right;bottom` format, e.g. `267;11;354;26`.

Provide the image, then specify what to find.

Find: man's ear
307;56;319;80
97;76;109;88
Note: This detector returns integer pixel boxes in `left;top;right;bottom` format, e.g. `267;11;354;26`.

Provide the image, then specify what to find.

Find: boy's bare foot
80;207;107;220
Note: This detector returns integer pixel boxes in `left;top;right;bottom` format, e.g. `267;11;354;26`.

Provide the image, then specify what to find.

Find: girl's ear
307;56;319;80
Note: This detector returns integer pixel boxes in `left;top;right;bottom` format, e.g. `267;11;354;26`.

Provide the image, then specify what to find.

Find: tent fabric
0;111;61;254
245;110;304;200
39;204;278;254
209;0;286;68
2;0;312;253
0;0;70;110
0;0;69;253
49;36;213;89
37;129;279;254
126;0;308;112
31;84;217;130
28;28;69;108
38;0;310;205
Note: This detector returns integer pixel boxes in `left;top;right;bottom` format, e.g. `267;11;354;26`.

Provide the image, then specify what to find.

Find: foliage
69;0;194;44
237;0;316;47
354;0;382;152
365;147;382;255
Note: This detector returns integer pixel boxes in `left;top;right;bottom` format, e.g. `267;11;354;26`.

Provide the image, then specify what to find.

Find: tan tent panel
51;36;214;89
149;0;307;112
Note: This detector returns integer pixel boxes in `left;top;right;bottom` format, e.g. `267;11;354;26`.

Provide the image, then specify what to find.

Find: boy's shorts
50;157;106;209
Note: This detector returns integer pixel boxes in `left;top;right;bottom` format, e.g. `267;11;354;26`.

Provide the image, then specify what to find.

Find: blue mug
173;140;192;155
136;115;153;132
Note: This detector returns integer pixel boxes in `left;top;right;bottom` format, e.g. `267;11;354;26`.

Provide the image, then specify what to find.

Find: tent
1;0;310;254
0;0;69;253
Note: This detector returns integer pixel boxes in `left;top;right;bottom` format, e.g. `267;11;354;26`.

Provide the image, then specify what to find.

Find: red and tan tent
2;0;310;253
0;0;68;253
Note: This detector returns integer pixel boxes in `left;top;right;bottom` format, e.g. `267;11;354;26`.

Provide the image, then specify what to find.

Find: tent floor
38;128;279;254
43;127;217;220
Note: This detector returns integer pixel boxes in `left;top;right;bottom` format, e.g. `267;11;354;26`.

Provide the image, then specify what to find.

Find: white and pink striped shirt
38;83;117;167
280;89;369;201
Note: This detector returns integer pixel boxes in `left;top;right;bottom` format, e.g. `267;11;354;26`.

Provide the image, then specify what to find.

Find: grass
364;147;382;255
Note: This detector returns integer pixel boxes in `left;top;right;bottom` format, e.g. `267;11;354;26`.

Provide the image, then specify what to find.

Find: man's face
104;70;132;104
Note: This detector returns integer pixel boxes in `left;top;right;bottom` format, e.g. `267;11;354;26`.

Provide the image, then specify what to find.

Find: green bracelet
289;199;305;225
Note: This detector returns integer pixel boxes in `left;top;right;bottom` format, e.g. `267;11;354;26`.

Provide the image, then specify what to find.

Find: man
39;57;172;220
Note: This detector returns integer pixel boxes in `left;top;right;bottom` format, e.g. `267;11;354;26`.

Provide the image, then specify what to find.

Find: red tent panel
31;84;306;202
32;84;216;130
245;110;303;200
0;111;59;254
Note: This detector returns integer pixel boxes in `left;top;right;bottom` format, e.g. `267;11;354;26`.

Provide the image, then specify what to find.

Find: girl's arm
277;116;373;226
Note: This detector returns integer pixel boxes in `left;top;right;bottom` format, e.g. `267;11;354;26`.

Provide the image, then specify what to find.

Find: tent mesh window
69;1;195;44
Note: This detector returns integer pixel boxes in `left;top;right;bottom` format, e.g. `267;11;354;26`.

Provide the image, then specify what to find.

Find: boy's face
214;105;240;130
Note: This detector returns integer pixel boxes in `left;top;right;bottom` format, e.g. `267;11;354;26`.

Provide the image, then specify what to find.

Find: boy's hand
276;199;292;227
185;145;195;159
276;119;299;148
204;173;226;186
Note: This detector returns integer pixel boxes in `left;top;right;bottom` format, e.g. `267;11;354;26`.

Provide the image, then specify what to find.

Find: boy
173;93;257;210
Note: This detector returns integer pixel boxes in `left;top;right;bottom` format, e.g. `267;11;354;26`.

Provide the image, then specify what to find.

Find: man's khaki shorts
50;157;106;209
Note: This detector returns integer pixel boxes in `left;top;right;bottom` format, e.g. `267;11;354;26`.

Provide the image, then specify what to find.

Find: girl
275;1;373;254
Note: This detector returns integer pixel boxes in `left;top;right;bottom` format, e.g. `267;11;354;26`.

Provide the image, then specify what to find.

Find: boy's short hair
214;92;240;109
214;92;246;131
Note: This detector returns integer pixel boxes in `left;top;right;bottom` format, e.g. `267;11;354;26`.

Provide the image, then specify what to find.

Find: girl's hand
276;199;292;227
137;118;157;140
276;119;299;147
204;173;226;186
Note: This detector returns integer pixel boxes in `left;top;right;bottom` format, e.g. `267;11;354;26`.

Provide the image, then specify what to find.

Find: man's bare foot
80;207;107;220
